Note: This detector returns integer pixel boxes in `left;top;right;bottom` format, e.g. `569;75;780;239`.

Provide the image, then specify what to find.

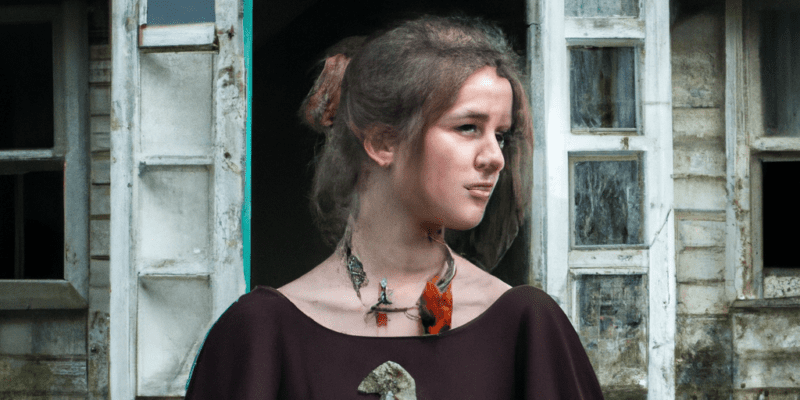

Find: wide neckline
257;285;532;340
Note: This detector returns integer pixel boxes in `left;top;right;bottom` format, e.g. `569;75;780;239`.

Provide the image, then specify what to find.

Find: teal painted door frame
243;0;252;292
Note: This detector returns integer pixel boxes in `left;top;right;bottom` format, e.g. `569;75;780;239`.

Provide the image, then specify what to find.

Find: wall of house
88;43;112;400
671;4;732;400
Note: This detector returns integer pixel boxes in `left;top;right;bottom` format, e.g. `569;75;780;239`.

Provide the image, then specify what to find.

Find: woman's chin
444;214;487;231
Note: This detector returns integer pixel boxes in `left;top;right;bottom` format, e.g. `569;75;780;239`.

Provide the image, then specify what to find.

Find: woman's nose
475;134;505;173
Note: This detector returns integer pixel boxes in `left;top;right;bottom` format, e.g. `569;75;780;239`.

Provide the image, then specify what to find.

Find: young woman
186;15;603;399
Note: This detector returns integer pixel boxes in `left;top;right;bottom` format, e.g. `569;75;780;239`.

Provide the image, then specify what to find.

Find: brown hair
300;15;533;270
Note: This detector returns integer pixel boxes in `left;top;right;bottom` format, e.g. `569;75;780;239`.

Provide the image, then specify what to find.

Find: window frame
728;0;800;301
0;1;90;310
137;0;217;51
537;0;674;395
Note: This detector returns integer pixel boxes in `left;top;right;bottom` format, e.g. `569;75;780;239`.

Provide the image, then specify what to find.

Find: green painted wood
243;0;252;292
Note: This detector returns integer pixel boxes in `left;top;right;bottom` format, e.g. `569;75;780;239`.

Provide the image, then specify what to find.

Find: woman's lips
465;183;494;200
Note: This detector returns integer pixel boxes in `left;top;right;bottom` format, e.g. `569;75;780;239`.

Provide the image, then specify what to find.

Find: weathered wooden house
0;0;798;398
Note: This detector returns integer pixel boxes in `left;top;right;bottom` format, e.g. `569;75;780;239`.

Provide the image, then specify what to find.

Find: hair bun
300;36;366;133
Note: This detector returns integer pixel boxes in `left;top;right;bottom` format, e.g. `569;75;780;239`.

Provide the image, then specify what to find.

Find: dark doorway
252;0;529;289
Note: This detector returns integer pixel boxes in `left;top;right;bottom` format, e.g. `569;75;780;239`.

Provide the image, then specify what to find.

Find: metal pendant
357;361;417;400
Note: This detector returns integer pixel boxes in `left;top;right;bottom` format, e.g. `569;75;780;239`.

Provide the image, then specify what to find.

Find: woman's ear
362;127;396;167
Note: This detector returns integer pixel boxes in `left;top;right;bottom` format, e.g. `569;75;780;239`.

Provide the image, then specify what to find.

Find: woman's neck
348;198;448;286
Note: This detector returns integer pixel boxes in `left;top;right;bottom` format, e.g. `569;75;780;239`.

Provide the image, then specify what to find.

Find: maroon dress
185;285;604;399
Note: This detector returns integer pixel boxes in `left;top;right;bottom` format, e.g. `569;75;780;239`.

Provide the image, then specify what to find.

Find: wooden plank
565;17;644;40
752;137;800;152
0;281;87;309
0;356;87;394
139;23;215;49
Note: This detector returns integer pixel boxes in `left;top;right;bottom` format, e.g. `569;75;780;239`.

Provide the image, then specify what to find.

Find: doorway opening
252;0;529;289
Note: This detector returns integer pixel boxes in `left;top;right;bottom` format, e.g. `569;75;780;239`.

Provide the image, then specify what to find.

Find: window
571;154;644;247
569;46;639;134
0;16;62;280
139;0;216;50
537;0;673;394
0;2;89;309
733;0;800;299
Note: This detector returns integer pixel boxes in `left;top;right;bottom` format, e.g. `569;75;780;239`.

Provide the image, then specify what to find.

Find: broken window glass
0;22;54;150
760;11;800;137
566;0;639;17
570;47;637;131
147;0;215;25
573;158;643;246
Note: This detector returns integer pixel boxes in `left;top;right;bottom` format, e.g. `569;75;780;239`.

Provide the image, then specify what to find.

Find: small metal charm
376;278;392;307
346;251;368;299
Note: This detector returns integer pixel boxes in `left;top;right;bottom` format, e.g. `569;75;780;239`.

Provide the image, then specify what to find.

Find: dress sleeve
185;291;282;400
518;287;605;399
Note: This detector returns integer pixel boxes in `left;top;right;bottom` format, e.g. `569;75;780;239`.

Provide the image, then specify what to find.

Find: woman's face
393;66;512;230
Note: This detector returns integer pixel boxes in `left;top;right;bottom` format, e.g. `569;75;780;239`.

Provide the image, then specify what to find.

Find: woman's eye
457;124;478;134
496;132;507;149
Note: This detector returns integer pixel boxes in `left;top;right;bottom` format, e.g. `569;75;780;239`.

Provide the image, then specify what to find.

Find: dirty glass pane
762;161;800;268
0;22;54;150
0;171;64;279
570;47;637;130
578;274;647;386
574;159;643;245
147;0;214;25
566;0;639;17
760;11;800;137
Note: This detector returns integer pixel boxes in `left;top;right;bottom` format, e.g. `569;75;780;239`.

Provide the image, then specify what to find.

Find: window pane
0;22;54;150
760;11;800;137
22;170;64;279
0;175;15;279
147;0;215;25
0;171;63;279
578;274;647;385
574;159;643;246
566;0;639;17
762;161;800;268
570;47;637;130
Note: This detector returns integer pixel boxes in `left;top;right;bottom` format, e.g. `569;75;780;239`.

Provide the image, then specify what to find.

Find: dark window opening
762;161;800;268
0;169;64;279
0;22;54;150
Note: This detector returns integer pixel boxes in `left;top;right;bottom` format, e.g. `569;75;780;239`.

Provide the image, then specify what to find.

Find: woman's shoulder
213;286;293;328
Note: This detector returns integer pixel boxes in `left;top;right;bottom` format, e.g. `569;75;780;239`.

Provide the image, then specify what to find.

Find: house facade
0;0;797;399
